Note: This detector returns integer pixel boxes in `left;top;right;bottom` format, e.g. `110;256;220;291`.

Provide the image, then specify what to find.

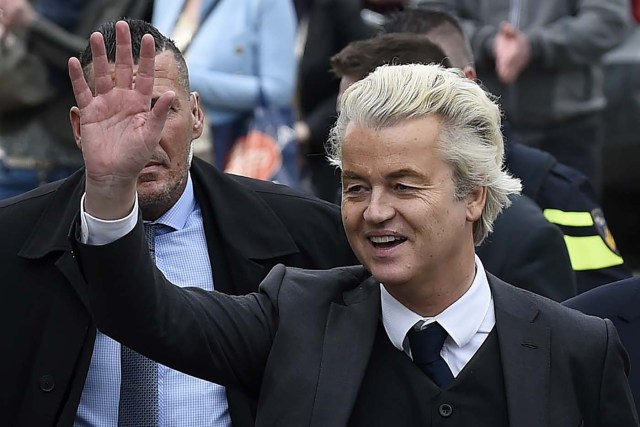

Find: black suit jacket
0;157;357;427
564;276;640;415
76;222;638;427
478;194;577;301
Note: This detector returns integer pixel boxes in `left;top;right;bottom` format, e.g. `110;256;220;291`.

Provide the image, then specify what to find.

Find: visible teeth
370;236;401;244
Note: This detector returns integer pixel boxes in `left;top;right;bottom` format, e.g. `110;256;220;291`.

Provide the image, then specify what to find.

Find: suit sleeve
74;219;281;396
597;319;639;426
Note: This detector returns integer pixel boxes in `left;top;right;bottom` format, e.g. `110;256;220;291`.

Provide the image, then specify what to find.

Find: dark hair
383;8;463;35
78;18;190;91
382;9;474;69
330;33;450;79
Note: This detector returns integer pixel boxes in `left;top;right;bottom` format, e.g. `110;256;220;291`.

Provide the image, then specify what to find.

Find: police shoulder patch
591;208;620;255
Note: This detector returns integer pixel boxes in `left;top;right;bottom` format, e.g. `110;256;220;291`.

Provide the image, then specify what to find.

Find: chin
366;264;412;288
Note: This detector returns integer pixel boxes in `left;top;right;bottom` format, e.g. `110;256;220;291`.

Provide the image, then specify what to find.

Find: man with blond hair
73;22;637;426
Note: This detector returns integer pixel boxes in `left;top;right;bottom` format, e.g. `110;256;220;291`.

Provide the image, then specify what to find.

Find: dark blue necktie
408;322;454;388
118;223;160;426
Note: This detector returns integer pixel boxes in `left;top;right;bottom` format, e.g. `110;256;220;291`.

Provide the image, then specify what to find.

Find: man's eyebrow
387;168;425;179
341;171;363;181
342;169;426;181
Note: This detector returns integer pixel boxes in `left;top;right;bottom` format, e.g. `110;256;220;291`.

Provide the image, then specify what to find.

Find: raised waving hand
68;20;175;219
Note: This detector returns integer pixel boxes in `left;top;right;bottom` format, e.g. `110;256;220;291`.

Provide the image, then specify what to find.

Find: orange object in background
225;130;282;181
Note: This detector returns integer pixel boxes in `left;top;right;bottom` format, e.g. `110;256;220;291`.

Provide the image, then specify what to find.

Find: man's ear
190;91;204;140
69;106;82;150
466;185;487;222
463;66;478;81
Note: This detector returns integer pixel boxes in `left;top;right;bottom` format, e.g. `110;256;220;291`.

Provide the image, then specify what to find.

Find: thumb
146;90;175;144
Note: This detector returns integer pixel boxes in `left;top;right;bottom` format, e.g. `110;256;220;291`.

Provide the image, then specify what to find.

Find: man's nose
363;188;395;223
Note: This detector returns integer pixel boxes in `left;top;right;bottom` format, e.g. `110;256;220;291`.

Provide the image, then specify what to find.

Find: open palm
68;21;174;187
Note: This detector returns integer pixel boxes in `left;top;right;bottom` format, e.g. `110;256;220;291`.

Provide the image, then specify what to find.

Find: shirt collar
381;255;493;352
148;173;196;231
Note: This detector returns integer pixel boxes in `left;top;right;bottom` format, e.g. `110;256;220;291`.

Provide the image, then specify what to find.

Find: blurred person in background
294;0;372;202
152;0;297;170
411;0;633;198
382;7;633;293
0;0;151;199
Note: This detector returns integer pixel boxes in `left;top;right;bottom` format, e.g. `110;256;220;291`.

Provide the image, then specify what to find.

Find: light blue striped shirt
75;174;232;427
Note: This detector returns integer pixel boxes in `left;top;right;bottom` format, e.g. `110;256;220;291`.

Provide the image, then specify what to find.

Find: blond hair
328;63;521;244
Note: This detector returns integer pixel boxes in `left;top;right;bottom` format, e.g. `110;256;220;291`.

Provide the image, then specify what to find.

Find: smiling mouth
368;236;407;249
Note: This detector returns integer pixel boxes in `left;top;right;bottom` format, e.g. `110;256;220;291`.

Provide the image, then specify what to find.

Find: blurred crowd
1;0;638;269
0;0;638;259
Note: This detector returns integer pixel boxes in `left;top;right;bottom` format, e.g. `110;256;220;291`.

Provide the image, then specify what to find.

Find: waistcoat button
439;403;453;417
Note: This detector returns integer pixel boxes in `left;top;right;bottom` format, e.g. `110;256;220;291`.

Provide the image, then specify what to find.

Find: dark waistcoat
348;323;509;427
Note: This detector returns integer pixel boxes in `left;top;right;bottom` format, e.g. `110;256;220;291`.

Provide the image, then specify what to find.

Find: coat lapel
18;170;89;305
490;276;550;427
191;159;301;295
310;276;380;427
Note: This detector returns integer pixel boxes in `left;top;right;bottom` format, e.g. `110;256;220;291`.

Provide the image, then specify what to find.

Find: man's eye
344;185;364;194
395;183;412;191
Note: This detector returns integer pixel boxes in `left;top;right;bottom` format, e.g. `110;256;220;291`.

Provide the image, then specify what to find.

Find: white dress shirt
77;175;231;427
380;256;496;377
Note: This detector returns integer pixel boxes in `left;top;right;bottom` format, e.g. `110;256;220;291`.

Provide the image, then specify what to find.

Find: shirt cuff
80;193;138;245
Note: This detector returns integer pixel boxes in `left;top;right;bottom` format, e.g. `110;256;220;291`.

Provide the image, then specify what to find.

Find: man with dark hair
330;28;576;301
382;7;633;293
71;23;637;425
0;18;357;427
384;7;475;77
330;33;450;95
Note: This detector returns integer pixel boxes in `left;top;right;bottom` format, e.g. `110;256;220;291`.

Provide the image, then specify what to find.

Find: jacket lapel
490;276;550;427
191;159;300;295
18;170;89;305
310;276;380;427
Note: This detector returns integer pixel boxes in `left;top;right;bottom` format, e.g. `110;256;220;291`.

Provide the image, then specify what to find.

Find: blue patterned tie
118;223;160;426
408;322;454;388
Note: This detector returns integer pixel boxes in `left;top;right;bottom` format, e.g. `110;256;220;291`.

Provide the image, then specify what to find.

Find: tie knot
408;322;448;365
